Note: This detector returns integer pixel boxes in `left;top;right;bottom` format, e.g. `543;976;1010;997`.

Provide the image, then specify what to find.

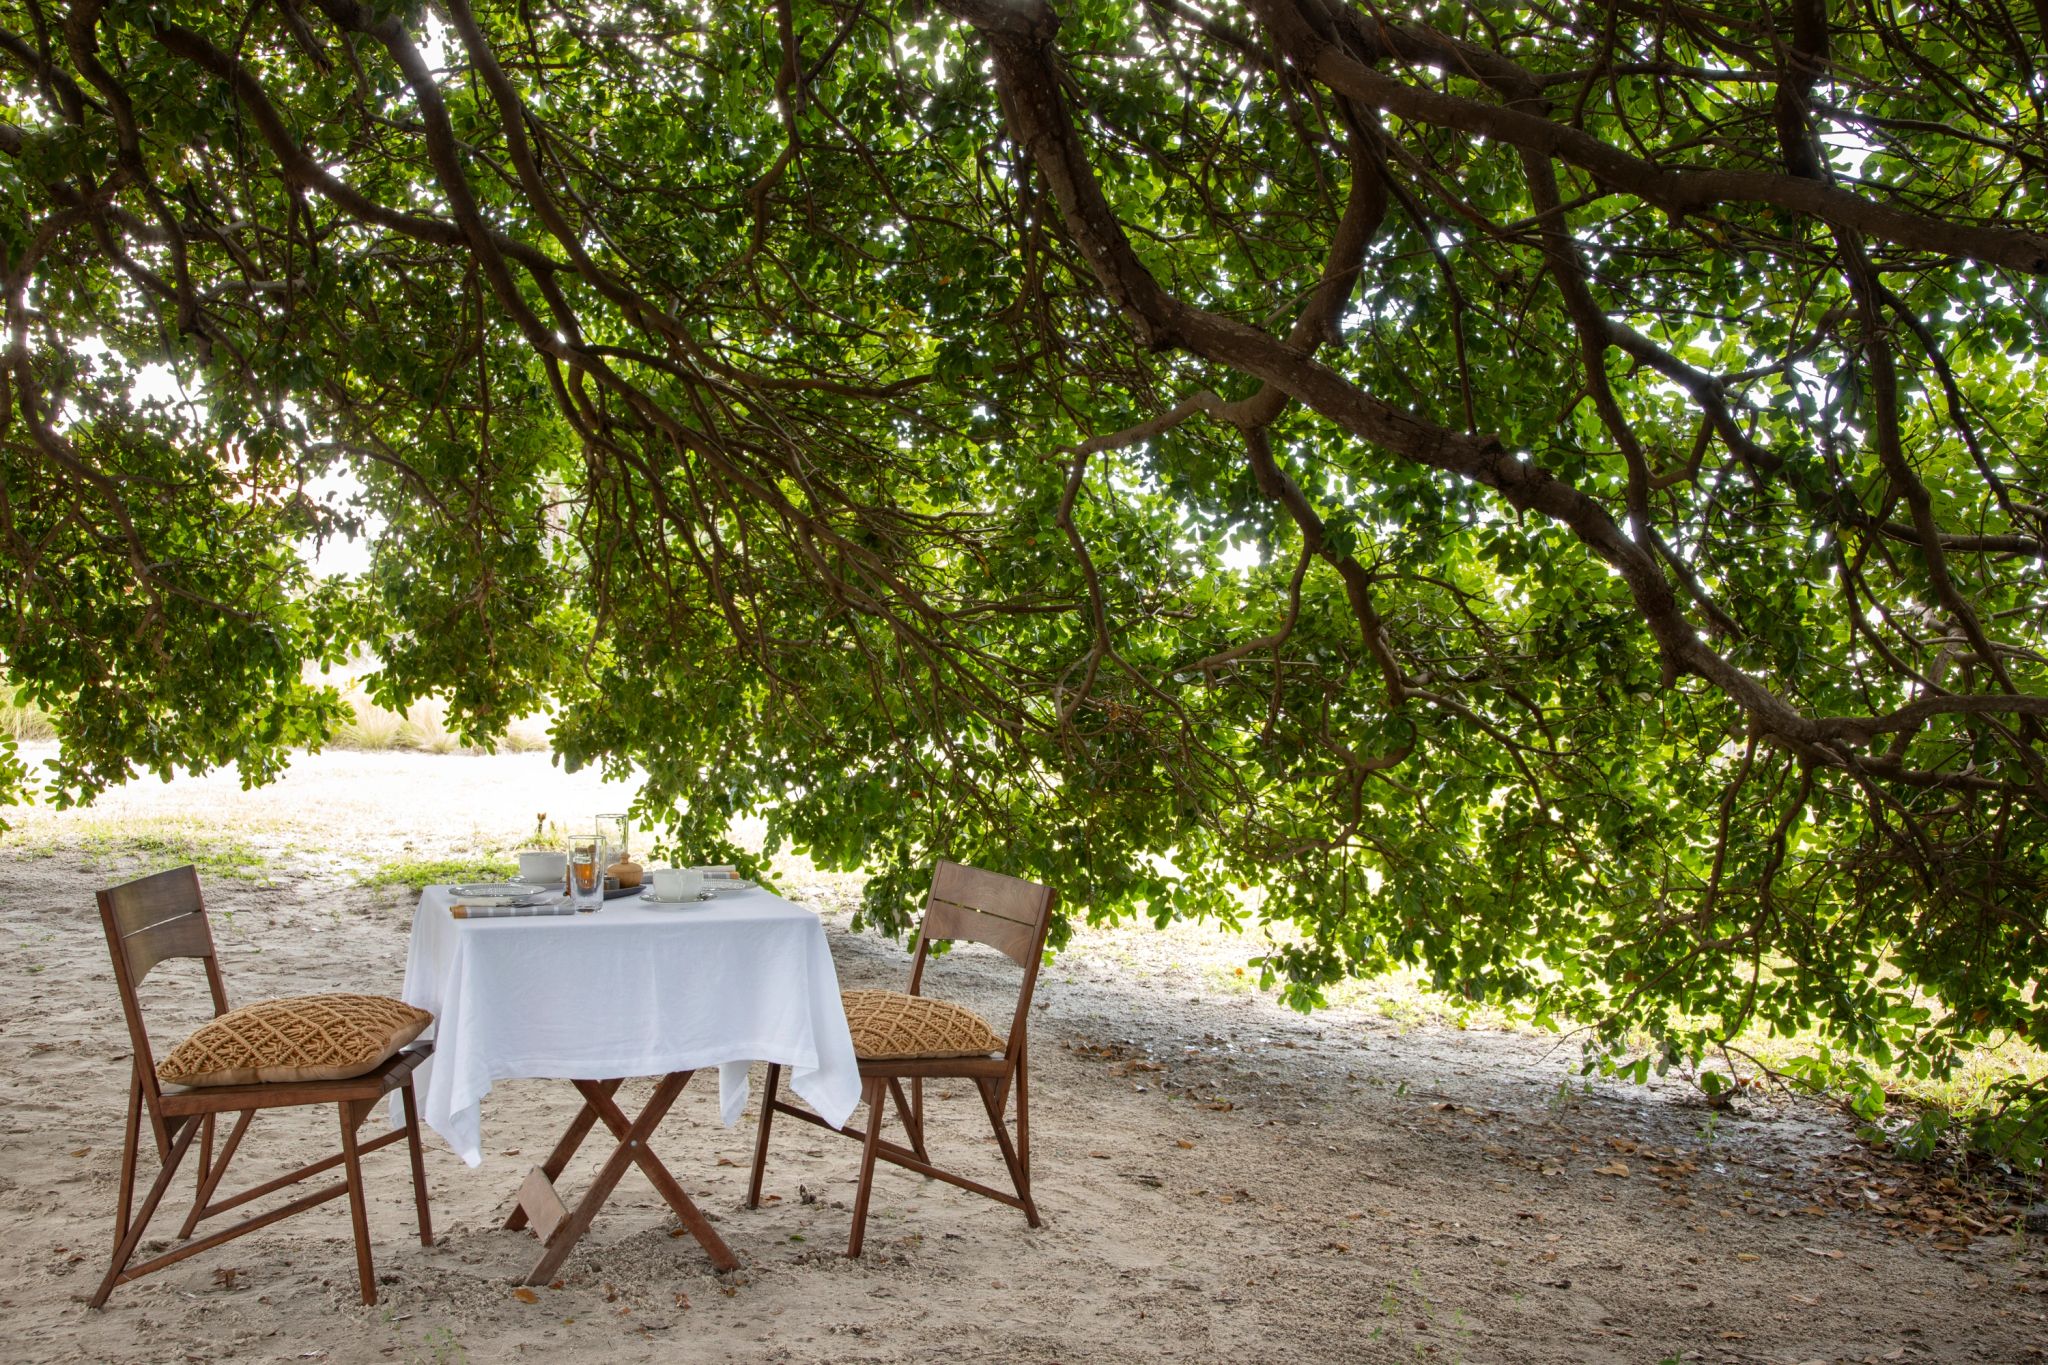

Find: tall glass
595;814;630;863
568;835;608;912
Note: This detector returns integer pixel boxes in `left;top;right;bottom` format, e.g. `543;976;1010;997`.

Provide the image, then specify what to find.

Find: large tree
6;0;2047;1120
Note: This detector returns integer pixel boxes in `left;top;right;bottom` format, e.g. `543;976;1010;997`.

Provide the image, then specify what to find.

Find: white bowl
518;850;568;884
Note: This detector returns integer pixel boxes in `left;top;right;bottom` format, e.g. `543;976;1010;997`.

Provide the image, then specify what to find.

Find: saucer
640;887;713;905
449;882;559;907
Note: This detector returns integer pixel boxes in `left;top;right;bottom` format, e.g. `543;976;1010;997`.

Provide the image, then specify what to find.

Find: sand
1;748;2042;1363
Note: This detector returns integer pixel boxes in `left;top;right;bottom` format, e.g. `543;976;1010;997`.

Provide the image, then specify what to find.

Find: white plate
452;882;538;900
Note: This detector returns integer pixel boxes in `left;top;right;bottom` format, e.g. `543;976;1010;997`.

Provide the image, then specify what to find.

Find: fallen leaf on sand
1736;1253;1760;1262
1593;1161;1630;1178
513;1288;539;1304
1175;1140;1196;1150
1806;1248;1845;1259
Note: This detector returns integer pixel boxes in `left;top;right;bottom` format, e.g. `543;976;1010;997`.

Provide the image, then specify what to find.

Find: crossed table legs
502;1071;739;1283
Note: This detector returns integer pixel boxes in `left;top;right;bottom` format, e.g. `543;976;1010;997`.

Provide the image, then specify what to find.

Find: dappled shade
4;1;2047;1147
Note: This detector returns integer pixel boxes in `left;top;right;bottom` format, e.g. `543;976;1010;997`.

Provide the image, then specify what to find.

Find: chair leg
192;1114;215;1224
93;1117;198;1309
747;1062;782;1210
401;1084;433;1247
846;1077;886;1258
113;1068;143;1253
337;1104;377;1306
977;1075;1040;1228
888;1079;928;1163
178;1110;254;1240
1014;1047;1033;1206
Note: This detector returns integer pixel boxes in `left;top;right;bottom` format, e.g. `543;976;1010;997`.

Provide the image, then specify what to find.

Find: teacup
649;867;705;902
518;850;568;884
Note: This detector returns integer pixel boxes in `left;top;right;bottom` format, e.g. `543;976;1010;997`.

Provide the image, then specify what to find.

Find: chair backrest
907;860;1057;1063
97;866;229;1111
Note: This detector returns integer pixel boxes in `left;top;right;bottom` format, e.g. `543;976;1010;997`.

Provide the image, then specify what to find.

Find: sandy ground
1;749;2045;1364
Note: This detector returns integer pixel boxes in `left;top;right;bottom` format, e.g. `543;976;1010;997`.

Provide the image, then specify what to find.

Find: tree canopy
6;0;2048;1129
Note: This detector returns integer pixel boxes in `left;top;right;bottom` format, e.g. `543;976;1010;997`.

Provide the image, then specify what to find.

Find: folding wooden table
503;1072;735;1280
398;887;862;1280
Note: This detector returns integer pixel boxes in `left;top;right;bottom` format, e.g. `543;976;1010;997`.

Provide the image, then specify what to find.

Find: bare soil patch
1;750;2042;1363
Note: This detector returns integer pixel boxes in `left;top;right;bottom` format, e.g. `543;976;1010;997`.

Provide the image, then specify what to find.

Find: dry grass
0;685;56;742
316;654;550;753
0;669;550;755
330;688;551;754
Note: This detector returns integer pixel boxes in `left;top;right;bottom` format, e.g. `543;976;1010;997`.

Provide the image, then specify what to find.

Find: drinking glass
595;814;630;862
568;835;608;912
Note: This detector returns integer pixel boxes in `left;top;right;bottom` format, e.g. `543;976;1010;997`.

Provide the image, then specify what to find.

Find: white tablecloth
399;885;860;1166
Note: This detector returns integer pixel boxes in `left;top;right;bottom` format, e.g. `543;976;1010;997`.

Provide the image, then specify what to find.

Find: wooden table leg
504;1079;619;1232
572;1076;738;1271
517;1072;738;1284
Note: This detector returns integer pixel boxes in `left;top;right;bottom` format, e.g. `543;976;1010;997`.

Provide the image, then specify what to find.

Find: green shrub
354;855;519;891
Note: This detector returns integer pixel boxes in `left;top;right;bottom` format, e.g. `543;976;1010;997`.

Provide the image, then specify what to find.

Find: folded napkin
449;901;577;919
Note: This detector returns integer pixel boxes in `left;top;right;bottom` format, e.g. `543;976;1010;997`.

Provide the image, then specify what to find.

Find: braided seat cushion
157;994;433;1088
842;990;1004;1060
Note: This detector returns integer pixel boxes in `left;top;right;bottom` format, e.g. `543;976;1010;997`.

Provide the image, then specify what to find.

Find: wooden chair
92;866;434;1308
747;860;1055;1255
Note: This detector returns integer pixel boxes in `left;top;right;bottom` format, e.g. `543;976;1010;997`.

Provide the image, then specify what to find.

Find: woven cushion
842;990;1004;1061
157;994;432;1088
